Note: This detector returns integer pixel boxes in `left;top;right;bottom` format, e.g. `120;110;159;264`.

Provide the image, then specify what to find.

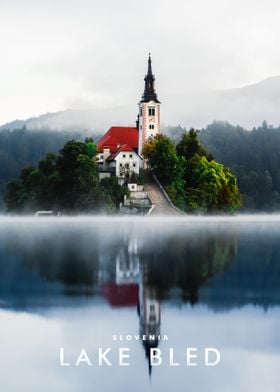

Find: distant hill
0;107;135;136
2;76;280;131
212;76;280;126
225;75;280;99
166;76;280;129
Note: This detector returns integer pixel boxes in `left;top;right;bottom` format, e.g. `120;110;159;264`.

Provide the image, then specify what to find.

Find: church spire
147;52;153;77
141;53;160;103
138;53;161;157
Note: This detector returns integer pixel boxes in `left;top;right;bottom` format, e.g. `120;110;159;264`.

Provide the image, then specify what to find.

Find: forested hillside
0;127;93;209
199;121;280;210
1;122;280;211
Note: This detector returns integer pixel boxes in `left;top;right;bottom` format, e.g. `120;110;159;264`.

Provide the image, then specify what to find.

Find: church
97;54;161;184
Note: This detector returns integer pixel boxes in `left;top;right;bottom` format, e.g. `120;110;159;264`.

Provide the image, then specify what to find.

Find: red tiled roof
101;283;139;307
120;143;135;152
97;126;138;153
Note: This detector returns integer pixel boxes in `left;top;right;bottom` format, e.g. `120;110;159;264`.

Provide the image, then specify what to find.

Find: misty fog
2;0;280;128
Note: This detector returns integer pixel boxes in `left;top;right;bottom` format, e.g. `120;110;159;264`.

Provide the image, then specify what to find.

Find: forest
5;138;127;214
199;121;280;211
0;127;89;209
165;121;280;211
1;121;280;211
143;130;241;213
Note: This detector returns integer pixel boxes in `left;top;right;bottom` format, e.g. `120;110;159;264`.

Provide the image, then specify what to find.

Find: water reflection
1;218;280;312
0;217;280;389
0;219;239;306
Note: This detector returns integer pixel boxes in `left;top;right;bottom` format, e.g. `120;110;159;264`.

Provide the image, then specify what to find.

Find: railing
152;172;185;215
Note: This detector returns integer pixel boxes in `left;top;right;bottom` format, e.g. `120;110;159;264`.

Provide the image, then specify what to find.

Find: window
129;154;133;158
133;163;136;167
123;154;126;158
100;154;104;159
140;108;143;116
148;107;155;116
149;124;154;130
120;163;123;167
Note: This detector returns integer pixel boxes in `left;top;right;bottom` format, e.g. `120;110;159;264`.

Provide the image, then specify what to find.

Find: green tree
53;140;100;210
100;177;129;207
143;134;185;207
5;139;125;214
185;155;241;213
176;128;211;160
143;134;179;185
5;179;25;212
175;130;242;213
143;130;241;214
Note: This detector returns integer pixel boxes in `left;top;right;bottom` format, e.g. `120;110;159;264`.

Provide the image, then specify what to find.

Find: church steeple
141;53;160;103
138;53;161;157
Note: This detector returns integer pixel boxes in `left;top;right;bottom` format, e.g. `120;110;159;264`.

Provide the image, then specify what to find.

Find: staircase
143;171;183;216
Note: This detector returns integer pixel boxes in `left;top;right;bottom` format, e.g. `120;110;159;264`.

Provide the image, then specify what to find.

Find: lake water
0;216;280;392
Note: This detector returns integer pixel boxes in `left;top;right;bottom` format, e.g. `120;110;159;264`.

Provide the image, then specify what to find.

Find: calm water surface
0;216;280;392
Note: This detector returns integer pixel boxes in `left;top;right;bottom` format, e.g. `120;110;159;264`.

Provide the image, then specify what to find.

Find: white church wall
115;151;140;178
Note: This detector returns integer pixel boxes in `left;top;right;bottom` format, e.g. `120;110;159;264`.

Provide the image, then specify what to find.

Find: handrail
152;172;185;215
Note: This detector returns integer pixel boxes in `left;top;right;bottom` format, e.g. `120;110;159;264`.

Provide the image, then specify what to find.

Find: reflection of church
138;266;161;376
115;238;140;285
99;235;161;375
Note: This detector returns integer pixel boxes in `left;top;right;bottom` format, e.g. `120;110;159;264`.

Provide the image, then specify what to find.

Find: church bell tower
138;54;161;157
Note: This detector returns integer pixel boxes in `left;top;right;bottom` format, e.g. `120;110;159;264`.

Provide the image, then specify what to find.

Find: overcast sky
1;0;280;126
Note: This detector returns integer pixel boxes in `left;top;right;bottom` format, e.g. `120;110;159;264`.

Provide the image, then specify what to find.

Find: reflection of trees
3;227;101;292
140;230;237;305
2;222;280;316
3;223;280;314
1;225;237;303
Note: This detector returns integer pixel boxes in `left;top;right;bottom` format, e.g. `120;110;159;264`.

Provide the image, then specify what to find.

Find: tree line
0;127;89;209
1;121;280;211
5;138;127;214
199;121;280;211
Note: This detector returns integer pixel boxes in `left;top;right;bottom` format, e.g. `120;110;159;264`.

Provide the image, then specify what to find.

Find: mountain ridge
2;75;280;131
